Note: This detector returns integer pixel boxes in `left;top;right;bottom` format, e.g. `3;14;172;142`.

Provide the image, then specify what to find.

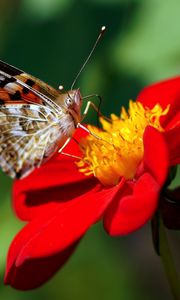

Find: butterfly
0;27;105;179
0;59;83;179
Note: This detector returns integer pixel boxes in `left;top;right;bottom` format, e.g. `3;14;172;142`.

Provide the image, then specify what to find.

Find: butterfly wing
0;60;60;100
0;60;65;179
0;103;63;179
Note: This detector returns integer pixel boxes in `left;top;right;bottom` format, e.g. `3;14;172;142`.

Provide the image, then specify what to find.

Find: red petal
137;77;180;128
64;126;88;156
4;241;79;290
104;173;160;235
13;155;92;221
6;181;122;288
164;125;180;165
104;126;168;235
164;111;180;130
143;126;168;186
13;127;91;221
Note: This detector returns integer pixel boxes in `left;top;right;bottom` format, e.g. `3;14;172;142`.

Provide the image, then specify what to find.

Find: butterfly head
62;89;82;125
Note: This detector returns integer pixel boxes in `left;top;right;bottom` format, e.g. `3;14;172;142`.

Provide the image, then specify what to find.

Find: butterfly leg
61;152;81;159
76;123;113;146
81;100;111;122
59;137;82;159
58;137;71;153
78;101;113;145
81;101;99;121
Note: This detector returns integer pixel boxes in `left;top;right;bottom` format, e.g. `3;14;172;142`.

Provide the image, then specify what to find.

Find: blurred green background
0;0;179;299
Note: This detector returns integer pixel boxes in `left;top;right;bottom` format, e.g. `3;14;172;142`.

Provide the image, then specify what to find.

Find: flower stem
159;216;180;300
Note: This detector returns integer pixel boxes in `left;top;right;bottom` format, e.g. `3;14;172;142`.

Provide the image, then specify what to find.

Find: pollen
77;101;169;186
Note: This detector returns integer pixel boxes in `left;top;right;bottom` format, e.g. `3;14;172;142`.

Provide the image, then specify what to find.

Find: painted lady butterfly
0;27;105;179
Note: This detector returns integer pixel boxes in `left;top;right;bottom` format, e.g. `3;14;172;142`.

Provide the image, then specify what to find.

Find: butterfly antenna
71;26;106;90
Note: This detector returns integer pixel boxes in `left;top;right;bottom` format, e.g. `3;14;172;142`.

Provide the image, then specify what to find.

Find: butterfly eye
65;97;74;106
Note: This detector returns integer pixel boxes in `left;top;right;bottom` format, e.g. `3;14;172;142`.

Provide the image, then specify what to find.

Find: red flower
5;77;180;290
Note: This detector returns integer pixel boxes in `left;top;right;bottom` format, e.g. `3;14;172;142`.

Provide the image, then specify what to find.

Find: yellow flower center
77;101;169;186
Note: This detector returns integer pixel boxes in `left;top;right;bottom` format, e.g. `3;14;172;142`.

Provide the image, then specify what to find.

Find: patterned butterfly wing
0;60;60;105
0;60;69;178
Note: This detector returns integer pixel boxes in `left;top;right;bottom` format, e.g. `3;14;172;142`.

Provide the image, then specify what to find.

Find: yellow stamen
77;101;169;186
